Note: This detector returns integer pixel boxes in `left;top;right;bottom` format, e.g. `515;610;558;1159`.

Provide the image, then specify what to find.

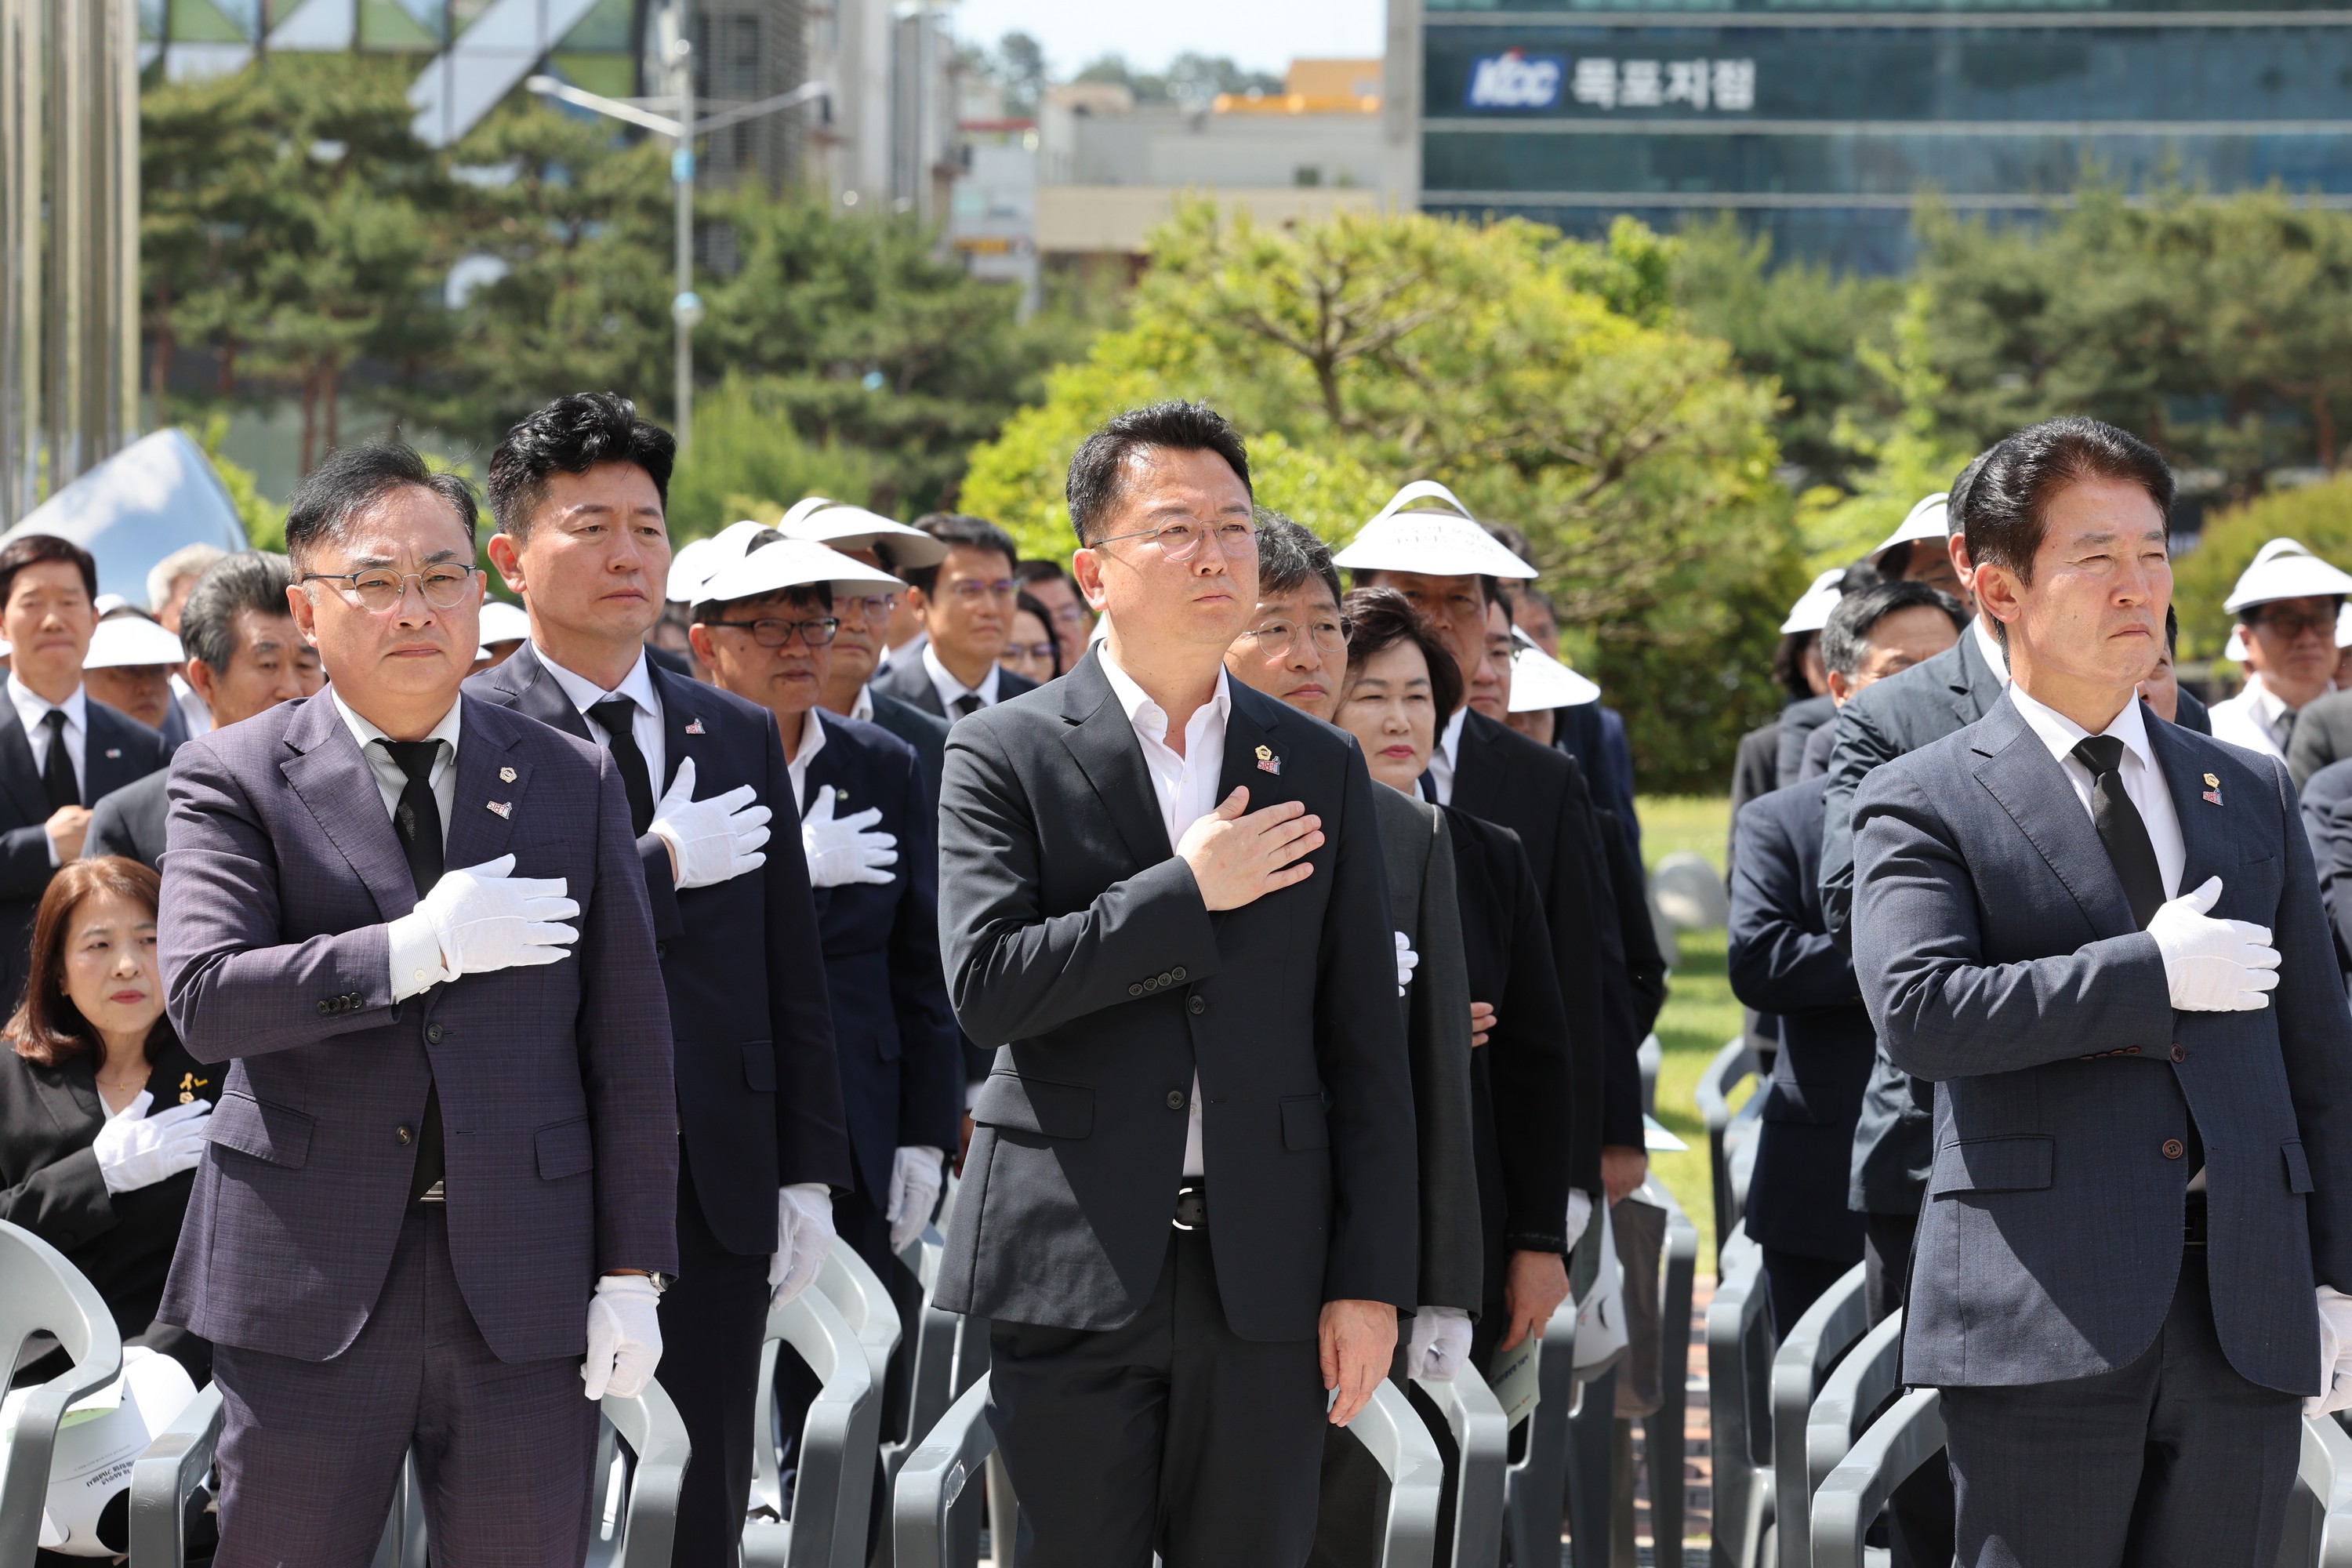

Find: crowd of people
2;392;2345;1568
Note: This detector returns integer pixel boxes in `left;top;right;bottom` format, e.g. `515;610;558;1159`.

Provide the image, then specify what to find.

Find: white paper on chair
1486;1334;1541;1430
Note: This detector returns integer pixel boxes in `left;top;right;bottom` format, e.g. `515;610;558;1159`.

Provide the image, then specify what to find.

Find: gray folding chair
1707;1226;1774;1568
1697;1039;1762;1264
873;1224;952;1568
1644;1179;1703;1568
1808;1388;1944;1568
1769;1265;1869;1568
1409;1362;1509;1568
1499;1292;1581;1568
1802;1308;1903;1525
588;1380;692;1568
745;1273;881;1567
2280;1412;2352;1568
129;1383;223;1568
0;1219;125;1568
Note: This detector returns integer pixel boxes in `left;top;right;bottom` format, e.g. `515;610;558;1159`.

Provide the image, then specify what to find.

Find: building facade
1403;0;2352;271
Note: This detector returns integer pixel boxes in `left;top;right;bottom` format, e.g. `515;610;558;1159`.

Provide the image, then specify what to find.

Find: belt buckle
1172;1183;1205;1232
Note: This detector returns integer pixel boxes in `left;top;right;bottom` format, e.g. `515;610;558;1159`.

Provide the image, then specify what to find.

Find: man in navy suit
0;533;169;1000
158;440;677;1565
868;511;1039;720
1852;416;2352;1565
466;394;854;1568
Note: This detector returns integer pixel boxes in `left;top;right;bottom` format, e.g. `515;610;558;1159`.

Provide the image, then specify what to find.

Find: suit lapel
0;710;46;825
1216;681;1293;813
647;661;708;794
82;706;141;804
2148;713;2234;898
442;697;525;872
1058;652;1174;870
278;696;423;921
1448;713;1501;817
1953;627;2006;728
500;644;593;743
1968;695;2136;938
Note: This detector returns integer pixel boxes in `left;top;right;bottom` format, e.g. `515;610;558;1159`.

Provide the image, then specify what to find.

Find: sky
947;0;1388;80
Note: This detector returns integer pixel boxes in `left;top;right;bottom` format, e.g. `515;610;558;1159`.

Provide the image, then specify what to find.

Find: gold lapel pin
1254;743;1281;776
2204;773;2220;788
499;765;517;782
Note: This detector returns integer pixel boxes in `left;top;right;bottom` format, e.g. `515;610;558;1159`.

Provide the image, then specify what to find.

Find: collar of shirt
1425;705;1471;805
2244;674;2296;736
9;674;85;742
536;645;659;725
923;640;999;711
786;707;829;815
850;684;875;724
1098;650;1232;844
1972;616;2012;686
2005;681;2184;906
333;689;463;829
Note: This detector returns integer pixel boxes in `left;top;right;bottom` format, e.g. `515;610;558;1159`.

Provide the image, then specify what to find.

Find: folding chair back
0;1219;125;1568
1770;1265;1869;1568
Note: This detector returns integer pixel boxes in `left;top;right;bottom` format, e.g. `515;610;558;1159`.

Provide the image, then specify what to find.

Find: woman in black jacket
0;855;219;1383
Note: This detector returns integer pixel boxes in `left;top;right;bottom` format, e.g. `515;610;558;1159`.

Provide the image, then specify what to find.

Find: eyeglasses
1046;602;1088;627
301;564;482;612
1088;518;1258;564
1006;641;1058;665
943;579;1018;604
1241;616;1351;659
2252;605;2336;640
707;615;840;648
837;593;896;626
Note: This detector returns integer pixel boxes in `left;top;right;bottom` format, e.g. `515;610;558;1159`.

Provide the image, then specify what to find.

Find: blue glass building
1417;0;2352;270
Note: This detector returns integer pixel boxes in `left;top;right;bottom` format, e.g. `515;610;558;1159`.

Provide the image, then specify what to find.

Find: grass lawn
1634;796;1749;1223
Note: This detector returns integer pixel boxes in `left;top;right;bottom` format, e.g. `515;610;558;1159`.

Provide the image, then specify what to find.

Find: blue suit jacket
2298;757;2352;987
156;692;677;1364
798;711;962;1200
1727;775;1871;1265
466;646;852;1254
1853;692;2352;1393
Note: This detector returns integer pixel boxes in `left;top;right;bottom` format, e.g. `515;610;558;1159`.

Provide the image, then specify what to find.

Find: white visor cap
1780;568;1848;636
667;520;775;605
1868;492;1951;565
698;536;906;608
776;499;949;570
1331;481;1539;581
2223;537;2352;615
82;615;184;670
477;599;531;647
1509;627;1600;710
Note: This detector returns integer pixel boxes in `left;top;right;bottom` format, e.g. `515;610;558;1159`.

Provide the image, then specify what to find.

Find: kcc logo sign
1466;50;1565;111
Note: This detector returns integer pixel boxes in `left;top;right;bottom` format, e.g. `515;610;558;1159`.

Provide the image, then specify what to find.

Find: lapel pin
487;800;512;818
177;1071;206;1105
684;717;705;735
1254;743;1281;776
499;765;516;783
103;747;119;759
2202;771;2223;804
2203;790;2223;806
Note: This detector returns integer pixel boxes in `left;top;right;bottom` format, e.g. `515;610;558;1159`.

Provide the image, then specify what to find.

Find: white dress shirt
849;684;876;724
171;672;212;738
536;646;666;791
1972;615;2011;686
2005;682;2187;906
785;707;829;815
1425;706;1470;806
332;691;463;1001
923;641;1000;716
12;674;87;803
2209;673;2295;762
1100;649;1232;1178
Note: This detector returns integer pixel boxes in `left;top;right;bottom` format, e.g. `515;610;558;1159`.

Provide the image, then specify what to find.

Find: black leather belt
1173;1181;1207;1231
2184;1192;2207;1247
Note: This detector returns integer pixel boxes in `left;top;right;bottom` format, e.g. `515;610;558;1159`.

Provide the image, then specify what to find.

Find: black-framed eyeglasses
300;564;483;612
2251;604;2336;640
707;615;840;648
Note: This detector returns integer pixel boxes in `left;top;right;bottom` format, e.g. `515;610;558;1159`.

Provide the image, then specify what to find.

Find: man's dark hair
0;534;96;608
1065;401;1252;546
1253;511;1341;608
1341;586;1465;720
1014;559;1075;593
903;513;1018;597
284;440;477;572
1956;417;2173;585
2166;604;2180;652
180;551;296;674
1820;580;1969;679
485;392;676;542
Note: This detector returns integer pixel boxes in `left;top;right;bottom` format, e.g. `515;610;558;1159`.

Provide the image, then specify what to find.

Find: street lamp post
526;66;825;453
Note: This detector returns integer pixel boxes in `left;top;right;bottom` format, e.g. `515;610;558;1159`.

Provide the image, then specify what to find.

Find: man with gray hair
87;552;322;869
150;541;231;738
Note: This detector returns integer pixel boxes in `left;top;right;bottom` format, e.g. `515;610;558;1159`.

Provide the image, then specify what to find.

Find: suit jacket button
2162;1138;2185;1160
1129;983;1145;997
1166;1090;1186;1111
425;1023;445;1044
1171;966;1186;982
396;1126;413;1145
1158;971;1174;986
1189;996;1206;1016
317;1000;332;1015
2171;1044;2186;1063
654;942;667;960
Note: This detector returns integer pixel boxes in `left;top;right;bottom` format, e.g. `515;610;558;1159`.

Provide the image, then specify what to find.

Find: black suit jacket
1450;710;1617;1192
1817;623;2005;1213
87;768;171;869
869;654;1038;721
799;711;963;1201
465;644;852;1253
937;652;1417;1340
2299;757;2352;987
866;688;950;805
2286;687;2352;791
0;699;169;1002
1775;694;1837;791
2176;685;2212;736
1727;776;1871;1264
1440;805;1574;1307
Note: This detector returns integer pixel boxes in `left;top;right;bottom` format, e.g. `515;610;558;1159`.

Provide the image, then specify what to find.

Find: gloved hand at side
886;1145;945;1254
582;1274;663;1401
768;1183;836;1305
1406;1305;1474;1382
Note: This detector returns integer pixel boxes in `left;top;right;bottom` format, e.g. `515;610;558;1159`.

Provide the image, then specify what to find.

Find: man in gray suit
86;551;322;868
1851;415;2352;1565
158;440;678;1566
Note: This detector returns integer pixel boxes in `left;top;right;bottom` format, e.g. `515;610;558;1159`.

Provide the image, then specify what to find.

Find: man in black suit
464;393;854;1568
88;552;322;869
0;534;169;1000
868;511;1038;720
938;402;1417;1567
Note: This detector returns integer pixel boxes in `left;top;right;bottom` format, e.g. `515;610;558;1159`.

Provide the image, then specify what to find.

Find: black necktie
380;739;446;1203
590;698;655;836
2071;735;2166;928
2279;706;2299;748
39;710;77;811
952;694;983;721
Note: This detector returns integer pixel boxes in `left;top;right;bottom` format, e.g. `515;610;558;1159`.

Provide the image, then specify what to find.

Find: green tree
2171;476;2352;662
665;376;884;539
963;202;1798;789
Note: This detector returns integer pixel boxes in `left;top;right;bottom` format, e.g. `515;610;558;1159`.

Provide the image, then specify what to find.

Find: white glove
415;854;579;978
887;1145;946;1254
2312;1287;2352;1416
800;789;897;888
649;757;771;891
92;1093;212;1196
581;1274;663;1401
1565;1188;1595;1251
2149;876;2281;1013
1407;1305;1474;1383
768;1182;835;1305
1394;930;1418;997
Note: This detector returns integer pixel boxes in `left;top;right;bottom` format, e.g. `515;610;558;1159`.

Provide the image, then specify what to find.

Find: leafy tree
2170;476;2352;662
962;202;1800;789
665;376;883;539
1072;52;1282;107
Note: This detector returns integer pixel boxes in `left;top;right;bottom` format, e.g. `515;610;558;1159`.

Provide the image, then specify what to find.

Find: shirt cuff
45;832;57;868
387;912;448;1001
